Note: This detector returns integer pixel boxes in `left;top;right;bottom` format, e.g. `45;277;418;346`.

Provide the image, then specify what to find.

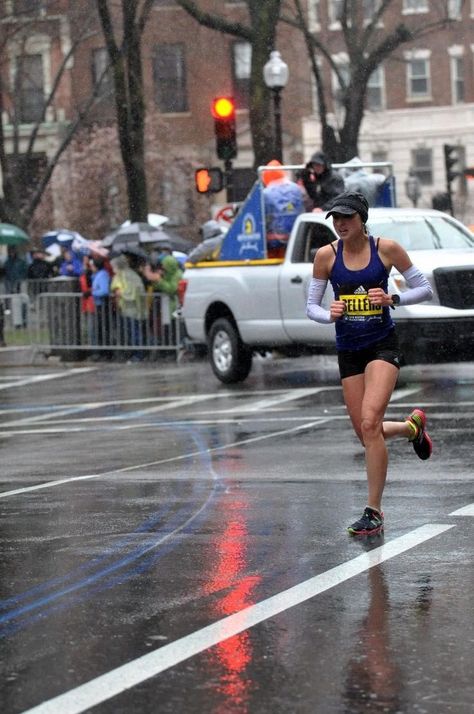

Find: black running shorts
337;329;404;380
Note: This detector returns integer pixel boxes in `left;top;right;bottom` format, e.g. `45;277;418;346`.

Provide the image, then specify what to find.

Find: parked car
182;207;474;383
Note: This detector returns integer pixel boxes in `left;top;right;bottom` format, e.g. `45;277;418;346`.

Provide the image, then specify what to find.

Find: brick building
1;0;474;234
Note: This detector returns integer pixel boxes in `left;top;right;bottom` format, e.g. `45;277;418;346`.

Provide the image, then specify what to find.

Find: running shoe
407;408;432;460
347;507;384;536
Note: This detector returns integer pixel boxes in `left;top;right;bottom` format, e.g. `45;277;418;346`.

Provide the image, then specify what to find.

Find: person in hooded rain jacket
140;246;183;345
299;150;345;211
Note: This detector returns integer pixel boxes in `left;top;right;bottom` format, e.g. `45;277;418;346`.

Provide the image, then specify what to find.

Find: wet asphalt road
0;354;473;714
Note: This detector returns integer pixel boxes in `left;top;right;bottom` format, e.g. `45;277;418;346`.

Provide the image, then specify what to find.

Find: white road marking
0;394;221;428
0;368;95;391
21;523;454;714
196;387;341;414
449;502;474;516
387;387;421;402
0;419;328;499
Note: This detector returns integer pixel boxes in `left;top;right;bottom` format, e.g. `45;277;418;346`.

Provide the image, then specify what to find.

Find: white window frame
402;0;428;14
411;147;433;186
331;52;350;113
404;49;431;101
328;0;344;28
232;40;251;108
448;0;463;19
8;33;52;124
363;0;383;24
448;46;465;103
307;0;321;32
366;64;386;111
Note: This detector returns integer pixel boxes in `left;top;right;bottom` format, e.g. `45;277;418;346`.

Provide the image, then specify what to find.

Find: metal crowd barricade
33;291;183;360
0;292;30;345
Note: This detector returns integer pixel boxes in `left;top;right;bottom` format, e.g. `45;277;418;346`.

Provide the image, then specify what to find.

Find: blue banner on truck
219;182;266;261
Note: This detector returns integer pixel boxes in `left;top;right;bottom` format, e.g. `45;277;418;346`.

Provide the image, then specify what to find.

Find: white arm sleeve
306;277;333;324
398;265;433;306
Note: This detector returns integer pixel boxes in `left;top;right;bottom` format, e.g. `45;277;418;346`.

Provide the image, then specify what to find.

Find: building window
448;0;463;19
331;55;350;112
406;56;430;99
153;44;187;113
371;150;388;164
14;54;44;123
308;0;321;30
92;48;114;100
232;41;251;109
403;0;428;12
366;65;385;110
363;0;382;22
451;55;465;103
411;148;432;185
329;0;344;25
12;0;42;14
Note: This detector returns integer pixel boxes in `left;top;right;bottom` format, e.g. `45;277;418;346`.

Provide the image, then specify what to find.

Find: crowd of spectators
0;242;184;358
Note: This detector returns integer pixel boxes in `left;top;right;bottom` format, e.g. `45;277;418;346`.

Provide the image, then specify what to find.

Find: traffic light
194;167;224;194
211;96;237;161
443;144;461;186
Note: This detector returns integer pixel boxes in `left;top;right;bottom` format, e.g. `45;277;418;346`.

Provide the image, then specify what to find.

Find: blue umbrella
41;229;86;249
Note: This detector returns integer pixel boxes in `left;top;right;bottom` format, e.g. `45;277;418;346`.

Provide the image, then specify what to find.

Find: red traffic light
211;96;235;119
211;97;237;161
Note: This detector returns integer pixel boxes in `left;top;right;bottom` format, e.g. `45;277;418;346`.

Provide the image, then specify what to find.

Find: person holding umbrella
140;243;183;346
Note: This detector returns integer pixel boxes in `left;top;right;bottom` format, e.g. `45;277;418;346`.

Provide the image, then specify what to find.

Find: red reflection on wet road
204;499;261;712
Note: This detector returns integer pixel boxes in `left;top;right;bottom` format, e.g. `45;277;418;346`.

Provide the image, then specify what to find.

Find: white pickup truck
181;207;474;384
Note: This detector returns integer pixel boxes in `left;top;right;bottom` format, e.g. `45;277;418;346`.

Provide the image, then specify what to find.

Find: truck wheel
208;318;253;383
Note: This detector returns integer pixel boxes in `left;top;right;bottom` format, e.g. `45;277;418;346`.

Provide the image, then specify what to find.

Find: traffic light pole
446;183;454;217
225;159;234;202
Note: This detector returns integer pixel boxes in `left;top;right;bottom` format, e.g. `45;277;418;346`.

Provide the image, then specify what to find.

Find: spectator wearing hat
306;191;433;537
262;159;305;259
299;151;345;211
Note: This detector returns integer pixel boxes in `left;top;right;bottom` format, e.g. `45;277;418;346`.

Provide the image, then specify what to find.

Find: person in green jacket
140;245;183;345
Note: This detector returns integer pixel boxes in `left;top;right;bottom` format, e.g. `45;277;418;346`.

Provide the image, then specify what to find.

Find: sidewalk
0;345;38;367
0;345;50;369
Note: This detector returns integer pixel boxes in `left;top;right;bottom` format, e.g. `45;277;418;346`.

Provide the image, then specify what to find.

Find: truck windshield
367;217;474;250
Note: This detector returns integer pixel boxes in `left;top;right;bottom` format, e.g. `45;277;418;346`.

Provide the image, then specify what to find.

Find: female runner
306;191;433;535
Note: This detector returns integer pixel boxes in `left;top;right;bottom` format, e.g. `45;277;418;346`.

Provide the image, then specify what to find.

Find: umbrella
152;227;193;253
101;222;188;251
121;213;169;229
0;223;30;246
41;229;86;250
71;237;109;258
111;245;148;261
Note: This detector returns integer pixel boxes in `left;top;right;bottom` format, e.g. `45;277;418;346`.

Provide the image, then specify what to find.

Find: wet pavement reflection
0;358;473;713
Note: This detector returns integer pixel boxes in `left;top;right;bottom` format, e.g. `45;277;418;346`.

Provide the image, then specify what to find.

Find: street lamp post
263;50;289;163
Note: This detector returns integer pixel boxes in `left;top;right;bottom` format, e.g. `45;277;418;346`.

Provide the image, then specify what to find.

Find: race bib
339;293;382;318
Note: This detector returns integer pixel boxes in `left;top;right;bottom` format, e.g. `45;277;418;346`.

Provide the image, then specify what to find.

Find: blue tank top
329;235;394;351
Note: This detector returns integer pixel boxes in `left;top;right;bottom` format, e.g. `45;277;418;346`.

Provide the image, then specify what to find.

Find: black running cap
325;191;369;223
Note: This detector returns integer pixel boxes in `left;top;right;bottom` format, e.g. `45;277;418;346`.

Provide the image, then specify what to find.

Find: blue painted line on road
0;426;221;637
